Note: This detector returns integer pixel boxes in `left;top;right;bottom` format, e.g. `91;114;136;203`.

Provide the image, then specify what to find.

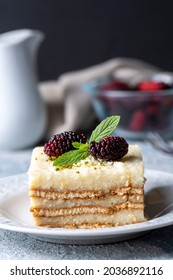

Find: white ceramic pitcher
0;29;47;149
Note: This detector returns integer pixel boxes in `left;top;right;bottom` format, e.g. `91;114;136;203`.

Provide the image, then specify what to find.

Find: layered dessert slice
29;116;146;228
28;141;146;228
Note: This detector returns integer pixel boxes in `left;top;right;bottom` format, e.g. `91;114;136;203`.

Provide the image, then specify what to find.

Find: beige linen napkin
38;57;163;140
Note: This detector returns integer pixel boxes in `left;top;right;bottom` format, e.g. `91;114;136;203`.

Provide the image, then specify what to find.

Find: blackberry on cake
44;131;87;157
88;136;128;161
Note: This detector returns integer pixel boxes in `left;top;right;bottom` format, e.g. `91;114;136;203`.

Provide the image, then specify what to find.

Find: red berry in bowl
137;81;169;91
129;110;147;131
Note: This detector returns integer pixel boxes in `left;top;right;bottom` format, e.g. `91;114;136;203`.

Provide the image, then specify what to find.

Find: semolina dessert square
28;144;146;228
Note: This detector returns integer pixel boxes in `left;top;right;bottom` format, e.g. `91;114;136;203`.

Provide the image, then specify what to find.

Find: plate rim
0;170;173;239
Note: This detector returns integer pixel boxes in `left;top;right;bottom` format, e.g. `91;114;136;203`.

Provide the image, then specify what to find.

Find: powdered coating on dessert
73;155;119;167
28;144;144;192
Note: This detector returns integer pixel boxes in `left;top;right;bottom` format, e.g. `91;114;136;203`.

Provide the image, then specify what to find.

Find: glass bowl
84;78;173;140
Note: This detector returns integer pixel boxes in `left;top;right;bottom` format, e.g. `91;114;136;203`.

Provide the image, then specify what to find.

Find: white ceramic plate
0;170;173;245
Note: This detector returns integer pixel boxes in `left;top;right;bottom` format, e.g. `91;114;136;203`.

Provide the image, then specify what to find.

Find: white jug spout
24;29;45;56
0;29;45;48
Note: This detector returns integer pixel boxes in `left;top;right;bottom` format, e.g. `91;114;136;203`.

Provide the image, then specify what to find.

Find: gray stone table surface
0;141;173;260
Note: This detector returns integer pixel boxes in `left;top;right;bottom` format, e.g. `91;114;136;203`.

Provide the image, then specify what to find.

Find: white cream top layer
28;145;144;191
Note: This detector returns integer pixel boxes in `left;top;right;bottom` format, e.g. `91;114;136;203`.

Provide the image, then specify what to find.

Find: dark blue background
0;0;172;81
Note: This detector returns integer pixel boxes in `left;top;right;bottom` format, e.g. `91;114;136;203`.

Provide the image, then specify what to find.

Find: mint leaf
72;142;89;150
53;149;89;167
89;115;120;143
72;142;81;149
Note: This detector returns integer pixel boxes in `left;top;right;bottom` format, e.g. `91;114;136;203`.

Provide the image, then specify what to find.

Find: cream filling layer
30;194;143;209
33;209;146;228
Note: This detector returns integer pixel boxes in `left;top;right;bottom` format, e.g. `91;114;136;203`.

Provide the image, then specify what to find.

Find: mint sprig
89;115;120;144
53;115;120;167
53;149;89;167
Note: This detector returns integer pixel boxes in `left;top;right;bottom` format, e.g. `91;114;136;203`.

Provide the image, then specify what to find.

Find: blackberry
44;131;87;157
89;136;128;161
